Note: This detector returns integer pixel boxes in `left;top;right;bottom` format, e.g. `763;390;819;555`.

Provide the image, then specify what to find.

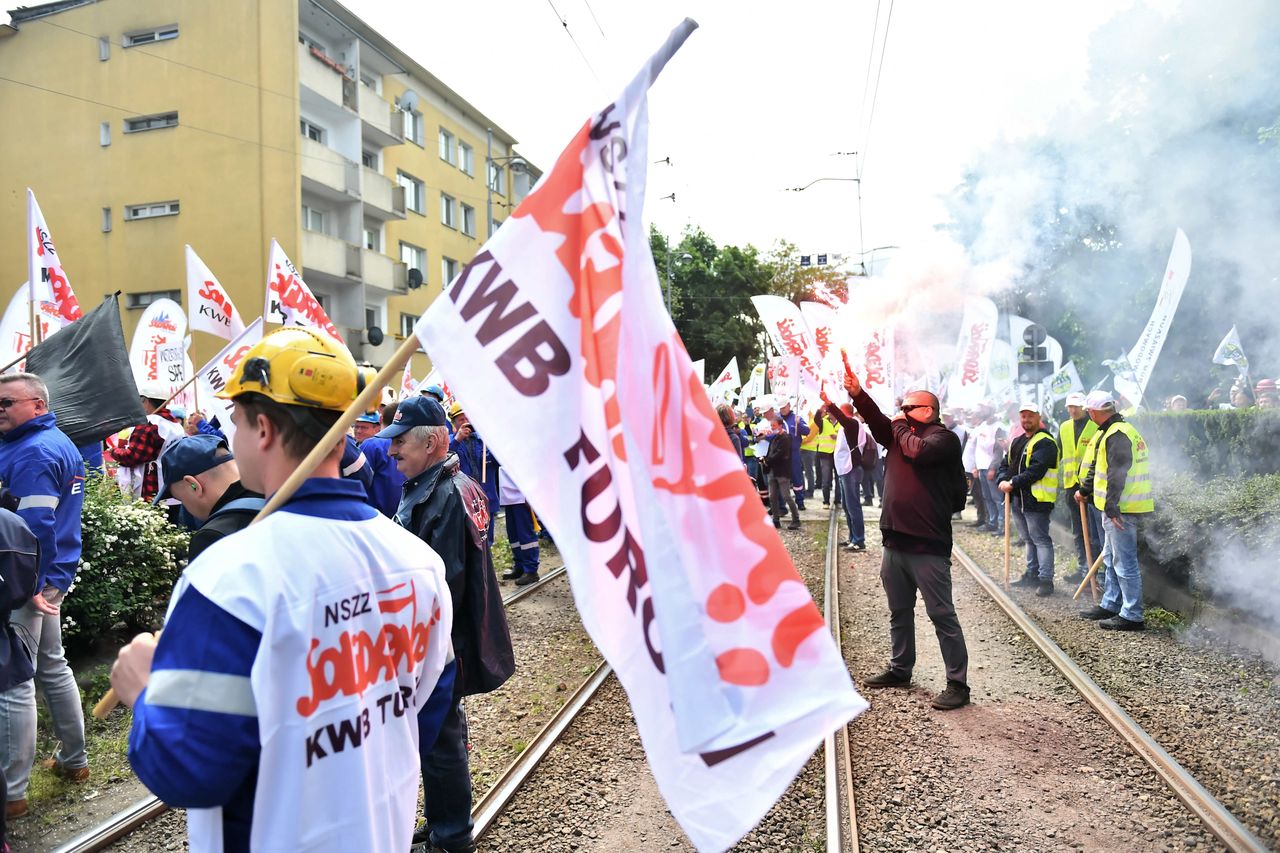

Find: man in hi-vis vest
111;328;456;852
1058;392;1102;585
997;402;1060;596
1075;390;1153;630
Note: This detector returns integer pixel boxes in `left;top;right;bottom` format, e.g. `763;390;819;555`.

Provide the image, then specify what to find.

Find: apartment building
0;0;539;371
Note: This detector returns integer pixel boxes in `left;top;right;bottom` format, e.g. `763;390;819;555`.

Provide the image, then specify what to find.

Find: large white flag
743;362;766;402
186;245;246;341
400;358;418;399
946;296;998;408
263;239;344;343
1212;325;1248;373
0;286;64;372
767;356;801;400
414;20;863;850
708;357;740;401
987;339;1016;401
1115;228;1191;406
26;189;83;324
195;317;264;398
129;298;189;392
1042;360;1085;401
751;295;822;397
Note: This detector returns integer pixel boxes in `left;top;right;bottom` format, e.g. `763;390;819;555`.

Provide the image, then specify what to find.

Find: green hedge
63;476;189;652
1129;409;1280;478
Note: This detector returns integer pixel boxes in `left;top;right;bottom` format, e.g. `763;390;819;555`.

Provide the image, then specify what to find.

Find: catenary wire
858;0;895;177
853;0;883;179
544;0;602;83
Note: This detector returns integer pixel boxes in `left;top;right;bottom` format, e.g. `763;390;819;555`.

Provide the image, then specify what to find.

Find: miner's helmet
218;327;373;412
447;401;464;420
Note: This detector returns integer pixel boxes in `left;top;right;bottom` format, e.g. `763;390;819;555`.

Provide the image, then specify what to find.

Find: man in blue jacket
0;373;88;819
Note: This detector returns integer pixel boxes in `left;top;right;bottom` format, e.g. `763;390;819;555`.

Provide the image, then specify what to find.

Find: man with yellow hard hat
109;327;456;851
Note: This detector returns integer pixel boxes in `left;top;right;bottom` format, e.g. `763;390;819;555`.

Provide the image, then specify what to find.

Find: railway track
951;541;1267;853
52;564;571;853
823;506;860;853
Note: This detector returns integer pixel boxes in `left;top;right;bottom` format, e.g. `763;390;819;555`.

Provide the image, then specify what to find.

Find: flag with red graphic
400;356;418;398
27;189;83;324
263;239;343;343
707;356;740;401
186;245;247;341
414;20;863;851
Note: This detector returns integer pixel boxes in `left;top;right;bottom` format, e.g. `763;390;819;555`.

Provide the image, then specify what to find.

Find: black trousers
880;547;969;686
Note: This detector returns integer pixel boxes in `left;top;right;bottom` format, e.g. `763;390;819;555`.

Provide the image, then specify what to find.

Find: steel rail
823;506;860;853
952;543;1267;853
54;560;571;853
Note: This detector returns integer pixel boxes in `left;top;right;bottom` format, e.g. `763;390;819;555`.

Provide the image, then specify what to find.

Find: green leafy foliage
1129;409;1280;477
62;476;189;652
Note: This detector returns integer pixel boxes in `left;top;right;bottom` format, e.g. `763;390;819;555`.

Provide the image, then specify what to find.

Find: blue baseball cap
354;413;380;425
155;434;233;504
421;384;444;401
377;395;447;439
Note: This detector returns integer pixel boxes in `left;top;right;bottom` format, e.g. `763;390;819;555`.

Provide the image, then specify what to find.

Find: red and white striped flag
414;20;863;851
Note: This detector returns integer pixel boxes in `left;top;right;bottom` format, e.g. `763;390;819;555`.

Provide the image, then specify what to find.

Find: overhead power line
859;0;895;178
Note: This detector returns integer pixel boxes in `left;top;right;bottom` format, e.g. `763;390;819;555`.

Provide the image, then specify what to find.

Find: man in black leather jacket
0;508;39;849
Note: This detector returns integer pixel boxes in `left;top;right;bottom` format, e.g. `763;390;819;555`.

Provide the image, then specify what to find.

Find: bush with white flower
63;476;190;650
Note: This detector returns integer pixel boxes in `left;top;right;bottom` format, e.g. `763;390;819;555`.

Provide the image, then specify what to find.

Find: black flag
25;293;145;446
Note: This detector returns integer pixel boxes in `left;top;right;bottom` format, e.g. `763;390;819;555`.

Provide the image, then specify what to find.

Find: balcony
301;138;358;201
362;167;406;219
359;92;403;147
363;249;407;294
302;231;361;282
298;43;355;110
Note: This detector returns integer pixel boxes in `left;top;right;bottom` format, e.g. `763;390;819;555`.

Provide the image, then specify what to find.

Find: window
490;217;503;236
458;142;474;175
488;162;506;195
123;25;178;47
361;149;379;169
399;241;425;273
125;111;178;133
406;110;424;146
124;201;180;221
299;118;325;143
441;257;459;286
126;290;181;310
98;36;110;61
102;208;112;233
440;193;457;229
461;203;475;237
302;205;327;233
100;121;110;146
365;306;384;331
438;128;456;164
363;226;381;252
399;312;420;337
397;171;424;214
359;73;381;94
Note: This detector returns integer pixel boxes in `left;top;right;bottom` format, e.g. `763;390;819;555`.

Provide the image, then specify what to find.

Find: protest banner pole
1080;502;1099;603
1003;492;1011;590
1073;551;1107;601
94;332;423;719
0;351;27;375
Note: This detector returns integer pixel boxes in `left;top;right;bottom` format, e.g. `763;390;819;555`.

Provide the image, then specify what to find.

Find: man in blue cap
355;409;404;518
381;395;513;853
154;434;264;560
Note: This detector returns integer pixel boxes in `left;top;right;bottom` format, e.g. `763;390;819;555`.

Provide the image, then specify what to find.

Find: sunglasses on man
900;403;933;414
0;397;38;410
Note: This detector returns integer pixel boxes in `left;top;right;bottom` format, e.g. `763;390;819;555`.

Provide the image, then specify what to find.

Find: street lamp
486;128;529;240
665;249;692;313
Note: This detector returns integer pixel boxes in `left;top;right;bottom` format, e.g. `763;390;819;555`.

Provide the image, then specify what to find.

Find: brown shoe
6;798;28;819
41;758;89;782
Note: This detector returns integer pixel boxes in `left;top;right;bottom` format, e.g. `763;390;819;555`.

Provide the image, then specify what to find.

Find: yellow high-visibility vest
816;419;839;453
1057;417;1098;490
800;419;820;451
1093;421;1154;514
1005;431;1059;504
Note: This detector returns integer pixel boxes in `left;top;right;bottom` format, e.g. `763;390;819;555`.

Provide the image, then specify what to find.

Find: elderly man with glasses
835;360;973;711
0;373;88;818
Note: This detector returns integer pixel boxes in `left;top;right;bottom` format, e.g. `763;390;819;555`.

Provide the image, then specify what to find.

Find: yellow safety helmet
218;327;373;412
447;401;464;420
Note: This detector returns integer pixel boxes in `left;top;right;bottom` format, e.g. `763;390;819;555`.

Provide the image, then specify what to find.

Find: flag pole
95;333;422;719
1002;491;1011;589
1079;502;1099;603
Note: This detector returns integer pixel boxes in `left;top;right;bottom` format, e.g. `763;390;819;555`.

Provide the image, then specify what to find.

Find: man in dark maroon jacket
839;358;971;710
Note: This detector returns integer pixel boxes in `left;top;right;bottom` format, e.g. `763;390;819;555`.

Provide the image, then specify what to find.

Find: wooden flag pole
1073;551;1107;601
0;351;28;375
1002;491;1011;590
1079;501;1099;603
94;332;423;719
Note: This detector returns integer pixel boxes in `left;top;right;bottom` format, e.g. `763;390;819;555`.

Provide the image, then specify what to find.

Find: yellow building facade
0;0;537;376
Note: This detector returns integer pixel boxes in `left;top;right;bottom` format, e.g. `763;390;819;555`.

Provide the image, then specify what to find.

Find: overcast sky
348;1;1145;268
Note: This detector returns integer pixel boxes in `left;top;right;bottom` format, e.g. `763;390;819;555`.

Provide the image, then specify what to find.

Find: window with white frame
458;142;474;175
125;111;178;133
361;149;379;169
440;193;457;229
300;118;325;144
438;128;456;165
123;25;178;47
406;110;424;146
124;201;180;221
488;161;507;195
441;257;459;286
126;290;181;309
397;171;425;214
363;225;382;252
302;205;327;233
461;203;475;237
399;312;420;337
365;305;384;332
399;241;425;274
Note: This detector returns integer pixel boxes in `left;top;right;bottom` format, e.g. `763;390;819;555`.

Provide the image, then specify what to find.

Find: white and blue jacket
128;478;455;852
0;412;85;591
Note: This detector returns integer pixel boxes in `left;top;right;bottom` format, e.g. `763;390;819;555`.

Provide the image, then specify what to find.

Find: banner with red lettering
945;296;998;409
195;317;264;398
400;357;419;399
414;21;863;851
751;295;822;397
0;287;64;372
707;356;740;402
767;355;801;400
128;298;188;391
186;245;247;341
26;189;83;324
264;239;343;343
